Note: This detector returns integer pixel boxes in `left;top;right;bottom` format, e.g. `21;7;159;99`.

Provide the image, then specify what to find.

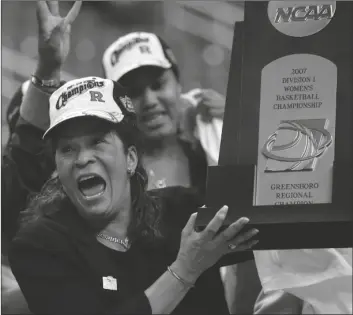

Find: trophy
196;1;352;254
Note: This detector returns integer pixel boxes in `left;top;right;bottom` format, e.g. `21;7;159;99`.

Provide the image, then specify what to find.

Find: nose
141;87;158;110
74;148;95;168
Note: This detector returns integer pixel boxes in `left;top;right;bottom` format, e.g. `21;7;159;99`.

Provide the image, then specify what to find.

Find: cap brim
43;109;124;139
113;59;172;82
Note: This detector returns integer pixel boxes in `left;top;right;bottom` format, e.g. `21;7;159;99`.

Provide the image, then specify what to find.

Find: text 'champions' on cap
44;76;135;139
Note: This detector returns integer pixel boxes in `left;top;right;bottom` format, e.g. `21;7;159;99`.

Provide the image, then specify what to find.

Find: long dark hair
21;88;163;244
113;118;163;243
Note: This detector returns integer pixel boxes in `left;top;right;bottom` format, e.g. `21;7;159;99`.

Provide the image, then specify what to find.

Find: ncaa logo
268;1;336;37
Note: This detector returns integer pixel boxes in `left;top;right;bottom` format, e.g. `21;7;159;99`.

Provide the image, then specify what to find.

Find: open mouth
142;111;166;123
77;174;106;198
141;113;167;130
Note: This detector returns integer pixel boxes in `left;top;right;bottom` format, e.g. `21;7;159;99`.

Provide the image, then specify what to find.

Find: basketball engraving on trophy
262;119;333;172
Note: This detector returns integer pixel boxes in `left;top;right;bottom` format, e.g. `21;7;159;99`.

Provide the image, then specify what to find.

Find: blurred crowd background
1;1;244;146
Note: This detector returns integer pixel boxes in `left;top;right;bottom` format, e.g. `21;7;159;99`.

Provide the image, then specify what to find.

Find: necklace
97;233;130;250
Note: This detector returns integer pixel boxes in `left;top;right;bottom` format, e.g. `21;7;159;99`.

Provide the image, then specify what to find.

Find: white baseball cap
44;76;135;139
102;32;178;82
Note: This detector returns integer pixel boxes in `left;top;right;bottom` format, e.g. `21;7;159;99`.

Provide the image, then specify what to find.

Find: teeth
79;175;95;182
77;174;106;199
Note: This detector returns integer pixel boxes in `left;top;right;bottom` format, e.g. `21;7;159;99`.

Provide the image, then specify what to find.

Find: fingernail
218;206;228;218
241;217;250;224
220;206;229;213
247;229;258;237
251;240;259;247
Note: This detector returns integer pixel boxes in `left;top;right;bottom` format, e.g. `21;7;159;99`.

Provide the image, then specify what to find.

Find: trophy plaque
196;1;352;253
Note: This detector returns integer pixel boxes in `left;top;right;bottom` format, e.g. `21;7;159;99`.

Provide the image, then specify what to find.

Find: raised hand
36;1;82;76
195;89;226;120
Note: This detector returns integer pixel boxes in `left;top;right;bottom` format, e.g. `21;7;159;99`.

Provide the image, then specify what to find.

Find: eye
59;144;74;154
150;78;164;91
92;136;106;146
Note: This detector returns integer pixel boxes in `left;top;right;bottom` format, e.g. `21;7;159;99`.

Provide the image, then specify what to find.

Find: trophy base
208;220;352;266
196;164;352;264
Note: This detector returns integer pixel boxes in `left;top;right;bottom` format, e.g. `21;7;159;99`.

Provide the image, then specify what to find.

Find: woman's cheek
56;159;73;187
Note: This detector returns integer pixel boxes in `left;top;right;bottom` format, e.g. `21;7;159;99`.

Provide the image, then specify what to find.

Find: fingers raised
201;206;228;241
47;1;59;16
37;1;50;21
63;1;82;28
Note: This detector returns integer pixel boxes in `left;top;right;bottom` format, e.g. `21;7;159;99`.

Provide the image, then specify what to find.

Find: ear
126;146;138;174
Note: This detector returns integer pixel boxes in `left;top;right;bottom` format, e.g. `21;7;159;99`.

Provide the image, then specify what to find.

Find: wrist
35;62;61;82
170;260;200;285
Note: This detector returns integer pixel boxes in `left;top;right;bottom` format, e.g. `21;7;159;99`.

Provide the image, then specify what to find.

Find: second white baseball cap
102;32;178;82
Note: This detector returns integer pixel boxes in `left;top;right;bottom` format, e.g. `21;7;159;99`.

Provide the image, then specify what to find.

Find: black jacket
9;187;230;315
2;116;55;254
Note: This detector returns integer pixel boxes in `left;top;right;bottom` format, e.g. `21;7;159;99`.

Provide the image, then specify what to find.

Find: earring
127;168;135;176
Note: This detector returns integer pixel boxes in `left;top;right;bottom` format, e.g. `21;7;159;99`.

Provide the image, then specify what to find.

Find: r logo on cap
139;45;152;54
90;91;105;103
